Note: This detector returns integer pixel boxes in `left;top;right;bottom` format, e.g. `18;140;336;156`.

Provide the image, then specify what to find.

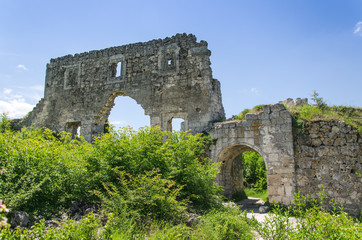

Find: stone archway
214;143;267;199
209;104;296;205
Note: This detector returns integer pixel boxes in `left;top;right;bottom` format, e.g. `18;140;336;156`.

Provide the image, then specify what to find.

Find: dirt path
236;197;269;240
237;197;299;240
236;197;266;213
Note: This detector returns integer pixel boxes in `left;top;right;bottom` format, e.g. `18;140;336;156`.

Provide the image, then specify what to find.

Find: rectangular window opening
116;61;122;77
66;121;81;138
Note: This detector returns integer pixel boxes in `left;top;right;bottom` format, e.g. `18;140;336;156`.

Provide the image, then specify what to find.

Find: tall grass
249;190;362;239
286;104;362;134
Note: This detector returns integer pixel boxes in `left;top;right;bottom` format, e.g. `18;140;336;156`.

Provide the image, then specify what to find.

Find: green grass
230;103;361;134
249;190;362;239
231;105;264;120
286;104;362;134
244;188;268;202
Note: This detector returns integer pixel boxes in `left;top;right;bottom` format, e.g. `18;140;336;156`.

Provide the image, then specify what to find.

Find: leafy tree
0;113;10;133
311;90;327;110
242;151;267;190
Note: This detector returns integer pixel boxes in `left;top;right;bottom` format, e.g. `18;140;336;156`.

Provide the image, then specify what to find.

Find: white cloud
3;88;12;94
0;88;37;118
0;99;34;119
110;120;127;126
240;87;261;96
17;64;28;71
250;88;260;95
354;21;362;36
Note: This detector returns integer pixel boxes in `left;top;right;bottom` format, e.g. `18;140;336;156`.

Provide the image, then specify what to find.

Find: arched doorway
215;144;268;201
93;90;150;138
108;96;150;130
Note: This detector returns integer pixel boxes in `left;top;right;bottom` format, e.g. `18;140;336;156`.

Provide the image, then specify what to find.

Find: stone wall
209;104;296;205
294;121;361;216
21;33;225;141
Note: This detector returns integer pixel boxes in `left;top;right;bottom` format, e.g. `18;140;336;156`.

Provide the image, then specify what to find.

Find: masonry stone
20;34;224;141
16;36;361;217
294;120;361;216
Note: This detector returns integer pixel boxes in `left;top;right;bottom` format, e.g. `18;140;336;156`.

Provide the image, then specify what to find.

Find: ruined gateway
21;34;361;215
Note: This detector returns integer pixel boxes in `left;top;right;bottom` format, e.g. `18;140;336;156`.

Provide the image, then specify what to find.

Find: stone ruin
19;34;361;216
279;97;308;106
20;33;224;142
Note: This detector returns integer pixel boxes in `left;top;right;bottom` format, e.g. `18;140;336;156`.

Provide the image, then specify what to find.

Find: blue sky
0;0;361;130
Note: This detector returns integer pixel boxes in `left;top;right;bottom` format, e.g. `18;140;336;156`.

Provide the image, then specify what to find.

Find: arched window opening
108;96;149;131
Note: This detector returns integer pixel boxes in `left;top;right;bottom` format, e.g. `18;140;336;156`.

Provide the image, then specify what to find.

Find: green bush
94;170;188;224
195;206;253;240
0;124;255;239
0;125;221;216
0;114;10;133
242;151;267;190
87;127;222;211
0;128;93;215
249;190;362;240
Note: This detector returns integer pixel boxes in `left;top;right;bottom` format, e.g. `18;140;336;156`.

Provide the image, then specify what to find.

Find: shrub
249;190;362;239
0;113;10;133
0;127;93;215
94;170;188;224
87;127;222;211
195;206;253;240
311;90;327;110
0;126;221;215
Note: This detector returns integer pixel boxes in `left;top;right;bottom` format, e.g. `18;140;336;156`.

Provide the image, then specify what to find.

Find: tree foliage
242;151;267;190
0;125;221;216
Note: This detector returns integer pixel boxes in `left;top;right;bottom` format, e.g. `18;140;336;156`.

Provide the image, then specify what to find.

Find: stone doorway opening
215;144;268;201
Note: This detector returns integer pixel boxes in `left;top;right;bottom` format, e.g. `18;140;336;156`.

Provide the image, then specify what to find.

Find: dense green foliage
249;190;362;239
0;126;222;215
0;206;253;239
0;127;93;214
0;114;10;133
0;124;255;239
242;151;267;191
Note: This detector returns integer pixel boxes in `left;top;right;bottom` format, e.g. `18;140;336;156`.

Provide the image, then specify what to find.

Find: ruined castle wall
23;34;225;141
294;121;361;216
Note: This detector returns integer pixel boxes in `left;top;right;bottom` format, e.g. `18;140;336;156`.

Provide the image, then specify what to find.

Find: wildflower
0;217;8;227
0;200;9;213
